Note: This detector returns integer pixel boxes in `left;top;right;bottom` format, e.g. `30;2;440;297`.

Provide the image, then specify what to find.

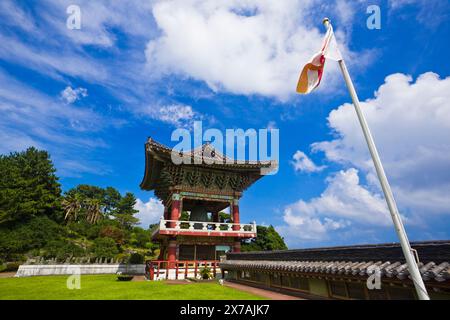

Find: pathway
223;281;303;300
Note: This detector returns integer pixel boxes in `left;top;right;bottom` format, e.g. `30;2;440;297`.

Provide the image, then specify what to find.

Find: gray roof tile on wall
220;259;450;283
227;241;450;264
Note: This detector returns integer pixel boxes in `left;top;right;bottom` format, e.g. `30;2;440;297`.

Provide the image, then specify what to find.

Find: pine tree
0;147;62;225
113;192;139;229
241;225;288;251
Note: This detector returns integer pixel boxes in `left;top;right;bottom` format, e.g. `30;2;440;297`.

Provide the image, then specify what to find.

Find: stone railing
22;257;124;265
158;218;257;235
15;264;145;277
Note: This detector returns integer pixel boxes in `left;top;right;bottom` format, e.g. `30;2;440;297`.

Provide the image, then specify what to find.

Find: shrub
42;240;85;261
130;227;152;248
0;216;66;260
99;226;125;245
128;252;144;264
90;237;118;259
199;266;212;280
4;262;21;272
115;253;129;263
117;274;134;281
67;220;91;237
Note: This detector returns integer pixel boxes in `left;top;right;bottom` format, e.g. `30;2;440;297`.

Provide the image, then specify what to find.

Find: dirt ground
0;272;17;278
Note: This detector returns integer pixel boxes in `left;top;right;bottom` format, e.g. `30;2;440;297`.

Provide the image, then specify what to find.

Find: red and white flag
296;25;342;94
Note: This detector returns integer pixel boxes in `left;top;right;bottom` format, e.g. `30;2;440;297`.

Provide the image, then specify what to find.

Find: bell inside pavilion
140;137;276;277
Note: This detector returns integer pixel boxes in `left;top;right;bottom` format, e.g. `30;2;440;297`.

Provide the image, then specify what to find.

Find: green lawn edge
0;275;265;300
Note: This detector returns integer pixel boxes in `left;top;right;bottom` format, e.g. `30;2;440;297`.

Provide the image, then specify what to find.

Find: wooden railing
159;219;256;234
145;260;221;280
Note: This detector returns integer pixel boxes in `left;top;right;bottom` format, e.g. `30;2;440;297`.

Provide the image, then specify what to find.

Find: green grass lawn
0;275;264;300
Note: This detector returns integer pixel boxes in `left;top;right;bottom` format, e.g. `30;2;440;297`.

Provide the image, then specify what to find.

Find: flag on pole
296;18;430;300
296;24;342;94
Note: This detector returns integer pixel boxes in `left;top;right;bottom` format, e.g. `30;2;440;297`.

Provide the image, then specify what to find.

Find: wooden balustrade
145;260;220;280
158;219;256;234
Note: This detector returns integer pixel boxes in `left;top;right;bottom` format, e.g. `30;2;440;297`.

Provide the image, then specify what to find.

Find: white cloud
146;0;353;100
278;168;389;243
0;1;38;32
280;71;450;246
291;150;326;173
0;1;154;94
389;0;418;9
135;197;164;228
0;32;109;83
0;69;111;177
267;121;277;130
38;0;155;47
143;104;201;127
61;86;88;104
313;72;450;214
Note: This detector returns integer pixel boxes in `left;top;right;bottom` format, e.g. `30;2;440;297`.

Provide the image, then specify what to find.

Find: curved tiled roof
219;260;450;282
140;137;278;193
221;241;450;283
145;137;277;168
226;241;450;264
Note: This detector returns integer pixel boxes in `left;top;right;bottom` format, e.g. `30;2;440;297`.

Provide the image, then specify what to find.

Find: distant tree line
0;147;157;266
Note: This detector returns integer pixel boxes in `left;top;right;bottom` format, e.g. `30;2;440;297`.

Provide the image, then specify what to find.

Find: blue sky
1;0;450;248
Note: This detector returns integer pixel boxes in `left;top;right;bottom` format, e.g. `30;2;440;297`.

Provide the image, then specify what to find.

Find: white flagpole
322;18;429;300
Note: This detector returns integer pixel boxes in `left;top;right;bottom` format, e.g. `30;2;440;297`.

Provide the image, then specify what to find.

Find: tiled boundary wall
225;270;450;300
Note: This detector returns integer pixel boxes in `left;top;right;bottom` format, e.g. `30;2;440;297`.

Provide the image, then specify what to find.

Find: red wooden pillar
233;240;241;253
157;245;165;261
170;194;181;228
232;199;240;231
232;199;241;252
156;261;160;278
163;206;169;220
167;238;177;268
213;211;219;222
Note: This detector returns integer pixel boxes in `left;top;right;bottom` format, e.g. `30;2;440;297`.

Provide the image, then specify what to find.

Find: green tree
113;192;139;229
62;194;82;222
99;225;125;245
63;185;126;224
86;198;102;224
66;185;105;203
129;227;152;248
62;193;103;224
103;187;121;215
0;216;66;261
219;211;231;223
90;237;118;259
0;147;61;225
241;225;287;252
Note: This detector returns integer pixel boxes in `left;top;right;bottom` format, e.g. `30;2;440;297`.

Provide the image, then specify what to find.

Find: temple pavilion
140;137;276;278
